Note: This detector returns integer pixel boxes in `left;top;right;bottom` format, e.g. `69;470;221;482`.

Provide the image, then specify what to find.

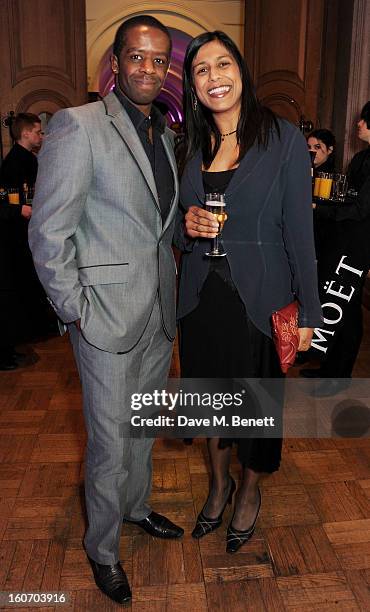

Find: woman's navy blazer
174;119;323;337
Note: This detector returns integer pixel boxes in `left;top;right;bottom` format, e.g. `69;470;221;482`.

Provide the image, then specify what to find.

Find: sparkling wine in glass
205;193;227;257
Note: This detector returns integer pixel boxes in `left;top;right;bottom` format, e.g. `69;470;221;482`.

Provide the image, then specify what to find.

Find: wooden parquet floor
0;311;370;612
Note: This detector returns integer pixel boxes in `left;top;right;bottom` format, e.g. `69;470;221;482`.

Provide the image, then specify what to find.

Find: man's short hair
11;112;41;141
112;15;172;60
360;101;370;129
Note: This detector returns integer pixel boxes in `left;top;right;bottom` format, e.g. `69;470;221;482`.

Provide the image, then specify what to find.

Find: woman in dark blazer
174;31;322;553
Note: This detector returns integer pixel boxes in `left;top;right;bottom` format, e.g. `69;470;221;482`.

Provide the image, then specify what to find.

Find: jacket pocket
78;263;129;286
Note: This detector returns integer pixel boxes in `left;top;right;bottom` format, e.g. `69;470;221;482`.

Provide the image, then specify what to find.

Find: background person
0;195;32;370
307;128;336;173
0;114;46;361
174;31;322;554
0;113;55;341
0;113;43;191
301;102;370;392
347;101;370;194
294;128;337;368
308;128;337;258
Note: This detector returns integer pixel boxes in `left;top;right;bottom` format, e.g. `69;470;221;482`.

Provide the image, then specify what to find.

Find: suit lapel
161;131;179;233
103;92;160;212
186;151;204;204
185;142;271;206
227;142;271;196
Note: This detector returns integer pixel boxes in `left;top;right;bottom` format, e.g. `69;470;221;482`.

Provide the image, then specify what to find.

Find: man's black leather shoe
127;511;184;539
88;557;131;605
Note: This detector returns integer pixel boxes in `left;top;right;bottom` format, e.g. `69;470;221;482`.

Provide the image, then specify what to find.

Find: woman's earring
193;96;198;111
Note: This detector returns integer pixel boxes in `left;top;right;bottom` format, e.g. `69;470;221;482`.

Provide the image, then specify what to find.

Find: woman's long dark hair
182;30;279;170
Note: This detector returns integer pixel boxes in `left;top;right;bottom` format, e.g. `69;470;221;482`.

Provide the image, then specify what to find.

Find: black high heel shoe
192;476;236;539
226;487;261;554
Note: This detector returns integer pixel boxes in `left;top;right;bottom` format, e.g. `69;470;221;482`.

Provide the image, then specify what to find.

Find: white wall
86;0;245;90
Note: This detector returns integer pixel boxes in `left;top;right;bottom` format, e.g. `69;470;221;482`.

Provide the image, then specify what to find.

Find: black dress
179;170;283;472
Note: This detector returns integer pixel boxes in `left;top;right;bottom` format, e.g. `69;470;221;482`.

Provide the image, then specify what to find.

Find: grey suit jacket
29;92;179;353
174;119;322;337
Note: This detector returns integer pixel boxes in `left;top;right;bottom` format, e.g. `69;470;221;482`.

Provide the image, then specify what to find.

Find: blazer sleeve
281;129;322;328
28;108;93;324
172;201;197;252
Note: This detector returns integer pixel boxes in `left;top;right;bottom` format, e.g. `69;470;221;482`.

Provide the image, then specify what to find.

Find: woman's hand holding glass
185;205;219;239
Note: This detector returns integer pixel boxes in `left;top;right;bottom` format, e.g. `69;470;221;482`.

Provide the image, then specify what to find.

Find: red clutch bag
271;301;299;374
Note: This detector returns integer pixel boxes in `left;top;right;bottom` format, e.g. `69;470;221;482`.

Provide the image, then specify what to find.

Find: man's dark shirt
0;143;38;191
114;88;174;222
348;146;370;193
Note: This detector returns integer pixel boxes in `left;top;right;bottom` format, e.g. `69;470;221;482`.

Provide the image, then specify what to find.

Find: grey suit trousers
69;298;173;564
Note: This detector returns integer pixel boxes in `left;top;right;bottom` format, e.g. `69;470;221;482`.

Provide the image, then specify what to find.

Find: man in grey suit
29;15;183;605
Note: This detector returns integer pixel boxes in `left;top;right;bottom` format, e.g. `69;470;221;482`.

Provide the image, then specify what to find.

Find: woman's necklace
221;129;237;142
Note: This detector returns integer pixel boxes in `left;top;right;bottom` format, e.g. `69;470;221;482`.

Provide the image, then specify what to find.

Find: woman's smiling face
191;39;242;117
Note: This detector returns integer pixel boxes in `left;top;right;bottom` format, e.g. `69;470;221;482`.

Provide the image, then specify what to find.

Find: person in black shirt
301;102;370;391
295;130;337;367
0;196;32;369
307;129;337;259
309;106;370;224
0;113;42;191
0;114;41;369
1;113;53;350
348;101;370;194
307;128;336;173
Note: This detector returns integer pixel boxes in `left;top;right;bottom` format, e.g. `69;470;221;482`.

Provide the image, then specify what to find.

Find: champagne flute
26;186;34;206
204;192;228;257
333;173;348;201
